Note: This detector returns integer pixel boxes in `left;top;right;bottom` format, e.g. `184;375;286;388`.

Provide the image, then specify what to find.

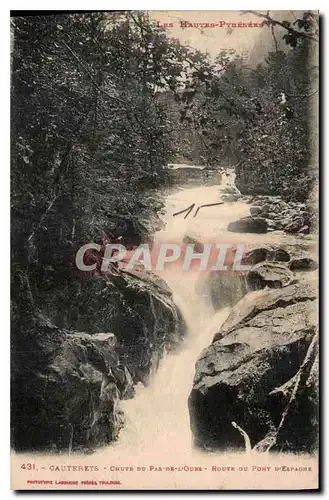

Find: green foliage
11;12;196;323
11;12;188;273
258;10;319;48
11;11;318;322
177;26;317;199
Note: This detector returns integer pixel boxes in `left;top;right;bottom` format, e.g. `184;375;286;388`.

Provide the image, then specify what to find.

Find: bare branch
61;40;125;105
267;332;319;452
243;11;318;42
173;203;195;219
194;202;224;218
271;25;279;53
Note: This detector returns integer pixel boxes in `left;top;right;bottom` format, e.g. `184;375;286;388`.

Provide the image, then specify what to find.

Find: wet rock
242;247;271;265
203;246;292;310
240;195;312;235
38;271;186;385
249;206;262;216
247;262;294;290
242;243;317;268
189;282;318;452
213;281;317;341
242;246;290;265
227;216;268;234
11;317;134;452
288;257;318;272
11;269;187;452
273;248;290;262
203;271;248;310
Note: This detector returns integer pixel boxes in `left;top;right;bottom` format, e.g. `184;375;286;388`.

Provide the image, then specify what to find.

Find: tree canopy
11;11;318;319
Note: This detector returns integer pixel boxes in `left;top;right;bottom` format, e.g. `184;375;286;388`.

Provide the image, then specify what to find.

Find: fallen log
173;203;195;219
194;202;224;217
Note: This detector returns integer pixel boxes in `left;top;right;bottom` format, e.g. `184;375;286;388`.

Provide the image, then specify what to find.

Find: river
93;168;317;489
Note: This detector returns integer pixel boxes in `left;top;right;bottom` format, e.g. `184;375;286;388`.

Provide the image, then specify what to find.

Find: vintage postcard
11;10;319;490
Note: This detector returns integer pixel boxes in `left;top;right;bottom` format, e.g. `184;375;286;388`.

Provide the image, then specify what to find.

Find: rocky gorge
11;167;319;458
11;264;186;453
142;171;318;458
189;240;318;453
156;168;319;455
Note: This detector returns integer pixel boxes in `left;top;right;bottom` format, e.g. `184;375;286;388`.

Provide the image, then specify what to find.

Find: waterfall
113;172;251;455
95;169;316;490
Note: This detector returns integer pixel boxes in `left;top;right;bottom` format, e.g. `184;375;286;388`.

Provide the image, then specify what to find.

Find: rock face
189;281;318;453
227;216;268;234
11;317;134;452
247;262;294;290
202;271;248;310
200;242;316;314
288;256;318;272
37;270;186;384
11;269;186;452
242;247;290;265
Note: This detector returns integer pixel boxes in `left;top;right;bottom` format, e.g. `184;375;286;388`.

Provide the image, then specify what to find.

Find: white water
90;169;317;489
12;169;316;489
113;169;305;458
115;171;242;455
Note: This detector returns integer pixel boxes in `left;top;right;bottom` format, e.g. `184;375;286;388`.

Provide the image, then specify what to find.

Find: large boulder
247;262;294;290
202;271;248;310
242;247;290;265
289;256;318;272
11;316;134;452
227;216;268;234
36;270;186;384
189;281;318;453
11;269;186;452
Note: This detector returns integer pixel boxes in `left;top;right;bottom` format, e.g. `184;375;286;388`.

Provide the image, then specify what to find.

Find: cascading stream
114;169;250;455
113;168;300;457
96;168;316;490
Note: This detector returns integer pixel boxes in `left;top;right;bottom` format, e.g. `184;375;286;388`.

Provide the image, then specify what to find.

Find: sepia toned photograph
10;10;319;490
